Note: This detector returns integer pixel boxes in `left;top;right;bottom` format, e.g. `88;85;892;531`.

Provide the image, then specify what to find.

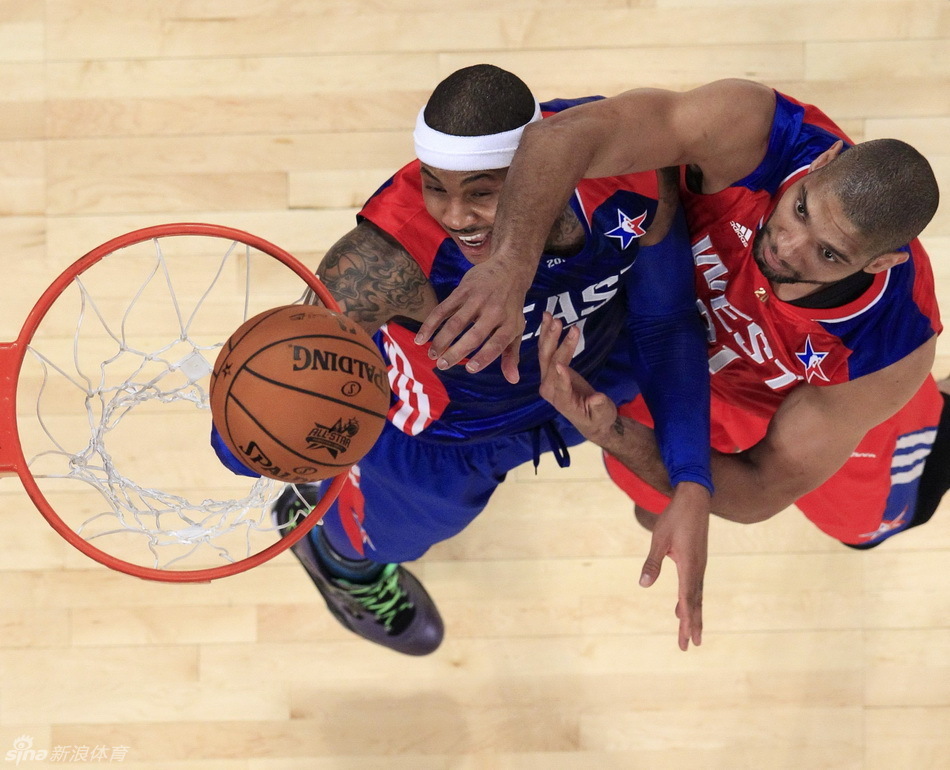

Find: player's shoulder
733;91;850;195
674;80;776;192
692;78;774;106
362;160;424;211
357;160;447;267
826;255;940;382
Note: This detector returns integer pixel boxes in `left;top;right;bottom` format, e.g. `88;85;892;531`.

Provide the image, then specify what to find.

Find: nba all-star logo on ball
209;305;390;483
305;416;360;458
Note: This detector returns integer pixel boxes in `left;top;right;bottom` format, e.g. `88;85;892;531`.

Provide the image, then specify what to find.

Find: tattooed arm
306;221;439;335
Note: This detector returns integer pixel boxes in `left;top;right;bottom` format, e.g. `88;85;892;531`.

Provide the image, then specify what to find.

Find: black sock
310;526;384;583
909;390;950;529
844;390;950;550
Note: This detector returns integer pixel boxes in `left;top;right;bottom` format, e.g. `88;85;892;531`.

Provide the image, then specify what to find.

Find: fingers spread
415;292;464;345
429;312;486;366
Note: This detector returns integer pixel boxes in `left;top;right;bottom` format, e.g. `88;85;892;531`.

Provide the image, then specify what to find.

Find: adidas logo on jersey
730;220;753;247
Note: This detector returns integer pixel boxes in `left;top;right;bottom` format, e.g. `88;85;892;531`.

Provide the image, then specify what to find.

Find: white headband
413;100;542;171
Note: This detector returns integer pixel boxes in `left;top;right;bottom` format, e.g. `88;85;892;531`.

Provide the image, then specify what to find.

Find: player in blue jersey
418;78;945;566
216;65;714;654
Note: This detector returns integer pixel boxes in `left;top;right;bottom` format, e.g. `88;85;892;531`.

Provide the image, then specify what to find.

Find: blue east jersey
359;97;666;442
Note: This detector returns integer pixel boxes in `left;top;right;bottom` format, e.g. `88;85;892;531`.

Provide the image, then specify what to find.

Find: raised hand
415;257;535;384
538;311;709;650
638;483;709;651
536;312;618;441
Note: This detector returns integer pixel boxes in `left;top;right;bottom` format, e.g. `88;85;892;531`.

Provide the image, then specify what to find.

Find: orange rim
1;223;347;582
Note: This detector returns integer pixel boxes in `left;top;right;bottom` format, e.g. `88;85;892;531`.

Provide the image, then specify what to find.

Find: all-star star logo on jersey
796;335;830;383
859;505;909;540
604;209;647;249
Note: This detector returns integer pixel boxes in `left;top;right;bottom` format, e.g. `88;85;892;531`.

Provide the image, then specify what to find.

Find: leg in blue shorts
319;417;587;563
271;414;592;656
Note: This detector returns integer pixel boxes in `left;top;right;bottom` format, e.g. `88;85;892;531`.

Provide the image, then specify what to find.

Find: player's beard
751;226;833;287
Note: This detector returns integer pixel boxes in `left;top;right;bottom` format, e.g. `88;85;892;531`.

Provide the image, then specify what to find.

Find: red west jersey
683;91;941;420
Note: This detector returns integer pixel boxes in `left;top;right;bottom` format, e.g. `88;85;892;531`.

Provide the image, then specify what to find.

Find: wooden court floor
0;1;948;768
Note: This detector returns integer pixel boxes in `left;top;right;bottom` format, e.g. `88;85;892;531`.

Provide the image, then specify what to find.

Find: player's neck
771;282;826;302
772;270;875;308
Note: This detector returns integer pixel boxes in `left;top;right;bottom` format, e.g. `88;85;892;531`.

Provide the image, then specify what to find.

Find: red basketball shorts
604;377;944;545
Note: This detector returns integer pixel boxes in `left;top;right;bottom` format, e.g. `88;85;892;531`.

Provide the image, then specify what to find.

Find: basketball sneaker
270;484;444;656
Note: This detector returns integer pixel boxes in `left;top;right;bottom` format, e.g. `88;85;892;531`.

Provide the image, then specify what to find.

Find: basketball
209;305;390;483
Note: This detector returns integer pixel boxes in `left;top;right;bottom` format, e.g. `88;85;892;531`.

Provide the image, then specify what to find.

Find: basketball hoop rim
1;222;346;583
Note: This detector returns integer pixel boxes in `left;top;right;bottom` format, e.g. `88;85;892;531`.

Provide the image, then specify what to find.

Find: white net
16;229;328;574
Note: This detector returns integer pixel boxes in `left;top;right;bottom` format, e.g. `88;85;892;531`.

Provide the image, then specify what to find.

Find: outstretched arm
417;79;776;377
539;326;937;522
619;207;713;651
536;194;714;651
538;314;709;652
539;322;934;647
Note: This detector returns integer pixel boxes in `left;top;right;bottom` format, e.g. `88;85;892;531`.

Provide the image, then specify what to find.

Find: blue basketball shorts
314;355;641;564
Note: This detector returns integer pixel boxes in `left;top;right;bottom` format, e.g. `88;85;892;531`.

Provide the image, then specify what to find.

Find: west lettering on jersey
693;235;801;390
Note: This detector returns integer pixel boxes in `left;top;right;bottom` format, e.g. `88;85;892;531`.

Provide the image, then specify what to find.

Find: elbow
712;503;781;525
711;446;821;524
711;482;804;524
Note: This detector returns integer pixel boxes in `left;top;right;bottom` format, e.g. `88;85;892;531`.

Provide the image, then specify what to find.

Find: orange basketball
210;305;390;482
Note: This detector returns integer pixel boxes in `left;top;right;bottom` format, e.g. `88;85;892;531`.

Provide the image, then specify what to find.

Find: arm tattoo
545;207;585;256
307;224;431;329
611;417;626;437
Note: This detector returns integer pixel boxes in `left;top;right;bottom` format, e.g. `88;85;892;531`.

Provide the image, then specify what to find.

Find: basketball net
6;224;345;581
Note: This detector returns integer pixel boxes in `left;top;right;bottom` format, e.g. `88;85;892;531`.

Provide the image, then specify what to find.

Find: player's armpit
639;167;679;247
711;337;937;521
310;222;438;335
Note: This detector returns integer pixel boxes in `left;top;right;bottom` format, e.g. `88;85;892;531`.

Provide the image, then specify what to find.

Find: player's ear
863;250;909;274
808;140;846;172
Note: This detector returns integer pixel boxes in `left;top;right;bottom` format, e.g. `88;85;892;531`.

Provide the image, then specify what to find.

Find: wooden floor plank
0;1;947;766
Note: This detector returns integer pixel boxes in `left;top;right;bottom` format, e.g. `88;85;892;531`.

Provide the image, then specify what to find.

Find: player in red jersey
417;79;942;637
